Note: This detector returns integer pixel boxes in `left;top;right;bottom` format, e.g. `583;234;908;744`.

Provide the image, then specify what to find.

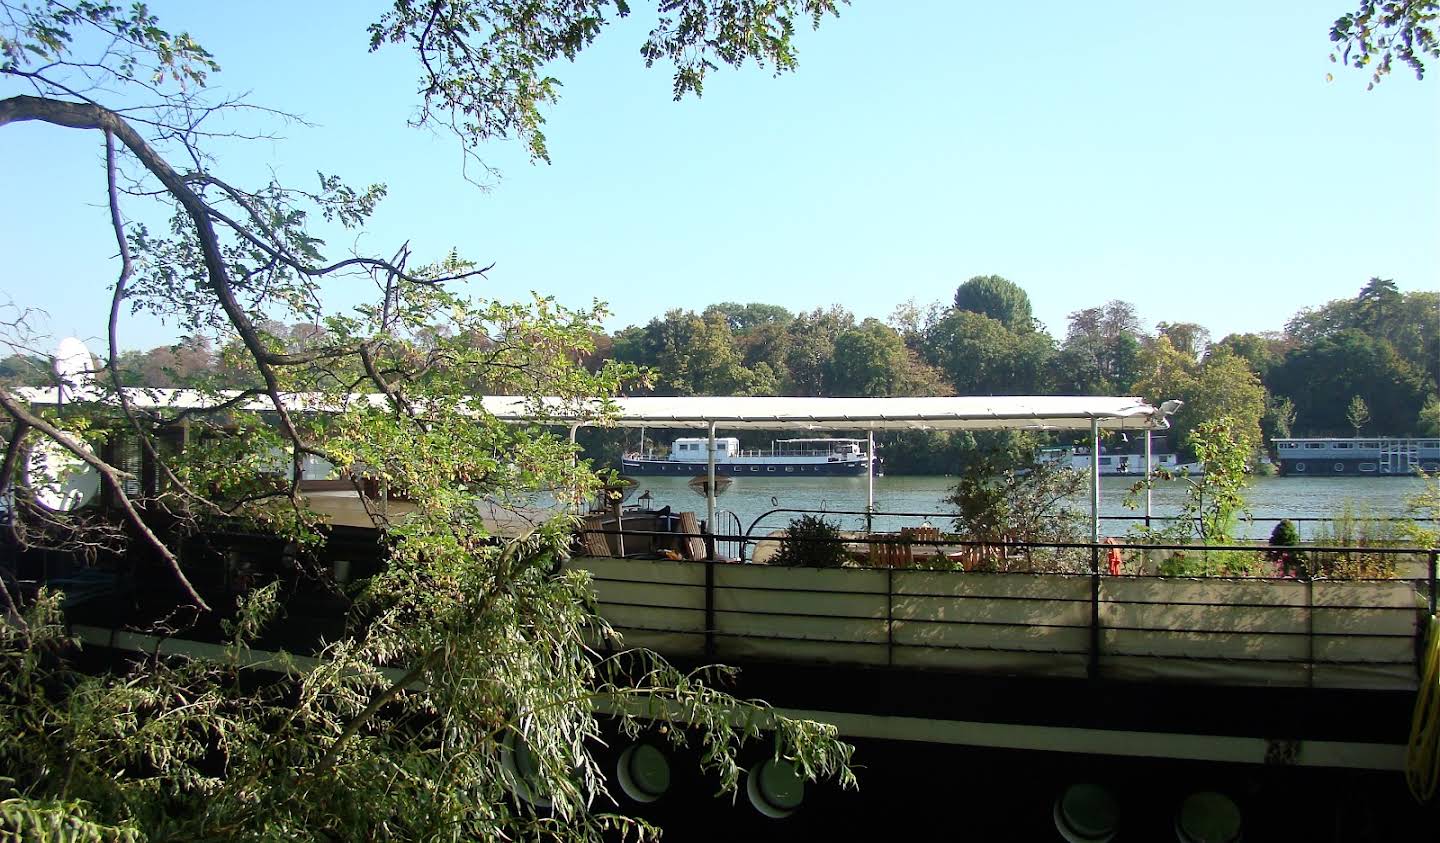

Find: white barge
621;437;876;476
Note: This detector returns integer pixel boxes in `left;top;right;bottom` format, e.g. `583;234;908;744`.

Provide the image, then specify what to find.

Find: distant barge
621;437;877;477
1273;437;1440;476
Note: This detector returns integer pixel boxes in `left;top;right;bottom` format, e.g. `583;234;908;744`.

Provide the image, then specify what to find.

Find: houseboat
1037;445;1201;476
1273;437;1440;476
621;437;876;477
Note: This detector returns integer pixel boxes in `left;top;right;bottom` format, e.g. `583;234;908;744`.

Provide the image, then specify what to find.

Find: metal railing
576;523;1439;686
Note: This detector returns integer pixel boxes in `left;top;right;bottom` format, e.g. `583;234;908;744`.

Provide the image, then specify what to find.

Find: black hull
1278;457;1440;476
620;459;872;477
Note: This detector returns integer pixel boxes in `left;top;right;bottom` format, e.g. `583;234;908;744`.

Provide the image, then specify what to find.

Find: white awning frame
15;389;1173;433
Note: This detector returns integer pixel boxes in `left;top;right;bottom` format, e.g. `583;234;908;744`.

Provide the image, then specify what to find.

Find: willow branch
0;387;210;610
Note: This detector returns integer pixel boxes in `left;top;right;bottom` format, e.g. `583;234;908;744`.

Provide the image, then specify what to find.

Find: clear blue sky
2;1;1436;353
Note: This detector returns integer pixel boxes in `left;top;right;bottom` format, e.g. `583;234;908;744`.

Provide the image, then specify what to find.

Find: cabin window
1359;463;1377;472
1098;457;1111;465
750;466;758;472
1333;443;1352;449
1423;441;1440;449
1360;442;1378;448
767;467;775;472
1278;443;1296;449
785;467;794;473
1305;443;1324;449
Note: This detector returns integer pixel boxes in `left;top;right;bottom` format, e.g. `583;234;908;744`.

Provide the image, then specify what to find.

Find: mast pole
866;430;875;533
1144;428;1153;528
1090;418;1101;544
706;421;717;534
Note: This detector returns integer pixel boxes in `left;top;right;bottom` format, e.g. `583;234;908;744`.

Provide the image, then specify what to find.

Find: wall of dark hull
1278;457;1440;476
620;459;872;476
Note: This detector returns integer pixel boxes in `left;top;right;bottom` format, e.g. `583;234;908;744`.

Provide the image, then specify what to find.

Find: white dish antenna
24;437;101;511
53;336;99;402
21;338;103;510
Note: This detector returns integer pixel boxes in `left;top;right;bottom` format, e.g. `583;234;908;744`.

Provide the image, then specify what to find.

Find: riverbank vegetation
24;275;1431;475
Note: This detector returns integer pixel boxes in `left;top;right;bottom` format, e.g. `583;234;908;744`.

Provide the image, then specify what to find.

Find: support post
1089;542;1101;680
1090;418;1101;543
569;424;581;515
1429;549;1437;617
1144;428;1153;529
704;556;716;660
706;421;717;533
866;430;875;534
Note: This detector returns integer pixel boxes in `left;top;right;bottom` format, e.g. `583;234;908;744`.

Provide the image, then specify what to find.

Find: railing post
1429;549;1437;617
1089;542;1101;680
886;564;894;668
704;555;716;661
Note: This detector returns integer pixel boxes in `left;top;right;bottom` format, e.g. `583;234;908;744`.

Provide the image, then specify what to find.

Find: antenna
53;337;98;402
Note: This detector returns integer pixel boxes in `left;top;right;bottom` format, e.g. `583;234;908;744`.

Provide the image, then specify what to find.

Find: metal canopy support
569;424;581;515
706;421;717;534
1144;429;1153;528
866;430;875;533
1090;417;1101;543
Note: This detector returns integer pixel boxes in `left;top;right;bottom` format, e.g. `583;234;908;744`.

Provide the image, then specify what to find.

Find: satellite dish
24;436;101;511
53;337;99;402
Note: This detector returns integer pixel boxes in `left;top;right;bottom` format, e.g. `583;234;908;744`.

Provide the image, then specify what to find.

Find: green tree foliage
952;275;1035;333
1132;340;1266;460
1053;300;1144;394
1331;1;1440;87
1;2;856;838
1269;328;1427;436
1346;394;1371;436
1420;394;1440;437
826;320;909;397
1211;331;1290;382
770;513;848;567
363;0;846;165
922;310;1053;395
782;306;853;395
945;448;1087;571
1156;321;1211;362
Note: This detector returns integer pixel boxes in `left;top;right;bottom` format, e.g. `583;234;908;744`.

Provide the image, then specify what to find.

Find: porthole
1334;463;1345;472
1175;791;1242;843
1294;462;1306;472
1359;463;1376;472
500;730;551;807
746;758;804;818
785;467;794;473
767;467;776;473
616;743;671;804
1053;783;1119;843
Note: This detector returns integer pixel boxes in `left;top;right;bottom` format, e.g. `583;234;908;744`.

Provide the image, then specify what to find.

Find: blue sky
2;1;1436;353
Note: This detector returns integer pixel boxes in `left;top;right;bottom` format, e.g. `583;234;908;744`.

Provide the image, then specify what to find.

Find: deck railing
574;523;1438;691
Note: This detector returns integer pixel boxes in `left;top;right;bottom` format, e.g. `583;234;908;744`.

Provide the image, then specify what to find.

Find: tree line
5;276;1433;474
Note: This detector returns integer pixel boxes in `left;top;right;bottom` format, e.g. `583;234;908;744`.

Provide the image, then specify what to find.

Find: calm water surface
626;474;1436;539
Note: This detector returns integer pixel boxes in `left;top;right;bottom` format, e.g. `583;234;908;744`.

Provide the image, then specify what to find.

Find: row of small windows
1279;441;1439;450
632;464;847;473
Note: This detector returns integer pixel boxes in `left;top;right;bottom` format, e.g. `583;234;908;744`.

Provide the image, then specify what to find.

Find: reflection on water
620;474;1434;540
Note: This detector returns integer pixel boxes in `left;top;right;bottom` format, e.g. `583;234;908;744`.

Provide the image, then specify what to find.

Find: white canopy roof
17;388;1172;432
592;396;1169;431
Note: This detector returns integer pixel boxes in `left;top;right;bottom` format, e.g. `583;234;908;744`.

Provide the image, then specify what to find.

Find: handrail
573;528;1440;691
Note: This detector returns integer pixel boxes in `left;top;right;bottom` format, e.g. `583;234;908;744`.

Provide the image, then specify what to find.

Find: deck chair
676;512;709;561
581;514;614;557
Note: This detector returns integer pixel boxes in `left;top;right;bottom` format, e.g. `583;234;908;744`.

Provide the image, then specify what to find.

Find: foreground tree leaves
1;2;853;839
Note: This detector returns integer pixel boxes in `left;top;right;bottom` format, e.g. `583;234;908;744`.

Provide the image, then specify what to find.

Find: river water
625;473;1436;540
